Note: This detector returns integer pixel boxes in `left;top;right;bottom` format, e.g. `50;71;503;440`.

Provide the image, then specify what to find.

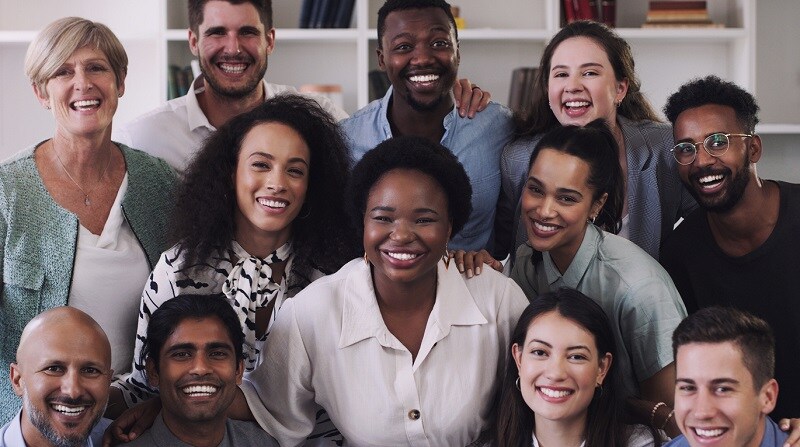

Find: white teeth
699;174;724;185
220;63;245;73
52;404;87;414
539;387;573;398
534;221;558;232
72;99;100;109
182;385;218;396
386;252;419;261
409;74;439;83
565;101;590;108
695;428;725;438
258;198;287;208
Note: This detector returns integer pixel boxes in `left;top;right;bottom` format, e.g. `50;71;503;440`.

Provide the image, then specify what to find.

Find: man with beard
121;295;274;446
660;75;800;421
340;0;514;255
115;0;488;172
1;307;112;447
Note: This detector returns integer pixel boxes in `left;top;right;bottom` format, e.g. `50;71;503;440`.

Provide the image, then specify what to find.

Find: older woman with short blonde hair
0;17;176;424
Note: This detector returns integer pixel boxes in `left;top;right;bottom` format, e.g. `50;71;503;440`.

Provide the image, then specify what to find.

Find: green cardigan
0;142;176;423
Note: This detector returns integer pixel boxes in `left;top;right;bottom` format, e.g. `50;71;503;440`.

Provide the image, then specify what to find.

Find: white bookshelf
1;0;799;172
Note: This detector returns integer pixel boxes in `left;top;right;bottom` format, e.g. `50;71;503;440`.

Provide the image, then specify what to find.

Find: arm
453;78;491;118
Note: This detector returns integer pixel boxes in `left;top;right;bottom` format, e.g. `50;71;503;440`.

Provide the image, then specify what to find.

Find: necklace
52;142;113;206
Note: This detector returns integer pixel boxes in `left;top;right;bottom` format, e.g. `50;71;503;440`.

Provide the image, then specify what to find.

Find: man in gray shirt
122;294;276;447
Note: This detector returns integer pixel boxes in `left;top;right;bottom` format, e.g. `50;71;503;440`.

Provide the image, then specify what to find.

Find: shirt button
408;409;421;420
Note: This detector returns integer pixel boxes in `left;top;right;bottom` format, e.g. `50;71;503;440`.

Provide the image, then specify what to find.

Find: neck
372;267;437;315
235;230;289;259
196;76;265;129
548;226;588;274
49;129;116;179
706;176;779;256
161;412;227;447
387;92;453;142
534;412;587;447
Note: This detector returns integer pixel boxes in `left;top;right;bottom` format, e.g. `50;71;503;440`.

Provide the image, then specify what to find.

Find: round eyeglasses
671;132;753;165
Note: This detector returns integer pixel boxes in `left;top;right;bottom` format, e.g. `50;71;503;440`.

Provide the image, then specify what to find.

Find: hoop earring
515;376;521;390
364;251;369;265
442;243;451;270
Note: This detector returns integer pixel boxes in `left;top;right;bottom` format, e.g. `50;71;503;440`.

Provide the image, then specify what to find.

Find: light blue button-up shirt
340;87;514;253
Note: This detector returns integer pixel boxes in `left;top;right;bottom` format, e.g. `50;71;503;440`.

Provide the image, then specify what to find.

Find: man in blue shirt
665;307;787;447
340;0;514;256
1;307;112;447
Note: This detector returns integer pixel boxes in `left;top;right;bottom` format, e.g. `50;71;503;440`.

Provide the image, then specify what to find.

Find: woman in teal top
0;17;175;424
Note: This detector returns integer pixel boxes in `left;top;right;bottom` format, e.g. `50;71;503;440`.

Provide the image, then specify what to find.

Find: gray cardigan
0;142;176;423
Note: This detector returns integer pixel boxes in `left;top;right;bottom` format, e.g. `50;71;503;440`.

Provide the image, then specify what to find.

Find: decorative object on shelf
299;84;344;109
300;0;356;29
643;1;724;28
507;67;538;115
368;70;390;102
168;64;194;100
562;0;616;27
450;5;466;29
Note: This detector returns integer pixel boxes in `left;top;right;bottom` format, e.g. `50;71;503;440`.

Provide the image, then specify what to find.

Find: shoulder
290;258;363;306
662;434;690;447
226;418;278;445
0;145;36;174
119;144;177;182
595;231;678;289
457;102;513;129
622;116;672;138
661;209;707;252
342;98;384;125
117;98;186;136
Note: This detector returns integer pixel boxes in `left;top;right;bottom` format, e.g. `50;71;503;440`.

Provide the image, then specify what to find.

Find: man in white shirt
0;307;112;447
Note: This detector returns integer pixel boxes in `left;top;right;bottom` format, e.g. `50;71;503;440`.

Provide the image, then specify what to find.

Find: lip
380;248;426;267
690;170;728;195
48;401;93;422
562;99;591;119
536;385;575;403
689;426;729;444
69;97;102;112
257;196;290;214
214;56;252;77
528;217;562;239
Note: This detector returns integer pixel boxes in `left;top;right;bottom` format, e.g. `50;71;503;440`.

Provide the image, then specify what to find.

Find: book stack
562;0;616;27
507;67;538;116
299;0;356;29
643;1;723;28
168;65;195;100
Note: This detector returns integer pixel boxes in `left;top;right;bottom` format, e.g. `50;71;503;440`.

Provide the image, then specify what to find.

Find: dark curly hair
377;0;458;48
517;20;660;137
173;94;358;284
664;75;760;133
529;119;624;234
346;136;472;243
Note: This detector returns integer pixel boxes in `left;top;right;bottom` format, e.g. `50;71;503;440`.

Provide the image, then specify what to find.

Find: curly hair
346;136;472;242
377;0;458;48
664;75;760;133
529;119;624;234
517;20;660;137
173;94;358;284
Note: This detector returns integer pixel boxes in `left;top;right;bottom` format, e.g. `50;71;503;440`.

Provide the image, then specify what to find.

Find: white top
113;77;349;172
242;258;529;447
531;424;655;447
68;174;150;374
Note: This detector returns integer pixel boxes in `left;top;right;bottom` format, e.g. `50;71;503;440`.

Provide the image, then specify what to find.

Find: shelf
756;124;800;135
615;27;748;42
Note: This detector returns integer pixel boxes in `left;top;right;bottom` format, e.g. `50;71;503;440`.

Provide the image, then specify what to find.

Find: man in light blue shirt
1;307;112;447
340;0;514;255
665;307;787;447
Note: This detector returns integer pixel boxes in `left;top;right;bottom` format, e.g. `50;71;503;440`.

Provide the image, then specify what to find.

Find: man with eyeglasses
660;75;800;424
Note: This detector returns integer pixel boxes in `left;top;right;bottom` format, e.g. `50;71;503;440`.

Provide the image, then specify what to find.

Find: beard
686;155;751;213
199;53;267;100
23;394;103;447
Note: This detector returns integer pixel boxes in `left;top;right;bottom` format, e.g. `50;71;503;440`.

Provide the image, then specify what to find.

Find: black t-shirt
660;180;800;420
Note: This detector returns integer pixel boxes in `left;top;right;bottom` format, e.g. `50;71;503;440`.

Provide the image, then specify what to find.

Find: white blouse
69;174;149;374
242;258;529;447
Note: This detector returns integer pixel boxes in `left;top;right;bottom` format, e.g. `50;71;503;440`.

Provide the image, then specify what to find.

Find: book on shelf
643;0;721;28
508;67;538;116
648;1;706;10
641;21;723;28
563;0;616;27
167;64;195;100
300;0;356;29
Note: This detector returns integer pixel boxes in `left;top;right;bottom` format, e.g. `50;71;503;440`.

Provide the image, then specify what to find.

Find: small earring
615;99;622;108
44;104;51;110
442;243;451;270
515;376;521;390
364;252;369;265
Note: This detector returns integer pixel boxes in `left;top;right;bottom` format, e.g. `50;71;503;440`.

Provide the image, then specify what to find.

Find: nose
410;44;435;66
223;32;241;55
73;68;94;92
60;369;84;399
190;354;213;375
565;73;582;93
390;220;415;243
265;171;287;192
544;356;567;381
692;141;716;167
691;389;717;420
539;195;558;220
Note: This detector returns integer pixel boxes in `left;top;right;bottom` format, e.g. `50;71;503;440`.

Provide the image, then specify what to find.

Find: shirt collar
339;260;488;349
378;86;459;142
543;224;601;286
186;75;268;133
3;409;101;447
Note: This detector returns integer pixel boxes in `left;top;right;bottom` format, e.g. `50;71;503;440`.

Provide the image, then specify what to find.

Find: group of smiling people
1;0;798;446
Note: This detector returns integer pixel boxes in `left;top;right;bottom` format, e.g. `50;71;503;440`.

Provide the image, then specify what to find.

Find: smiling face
547;37;627;127
521;148;606;272
513;310;611;429
10;315;112;447
674;341;777;447
234;122;310;256
377;7;459;113
189;0;273;99
34;45;123;139
364;168;451;289
147;316;244;427
673;104;760;213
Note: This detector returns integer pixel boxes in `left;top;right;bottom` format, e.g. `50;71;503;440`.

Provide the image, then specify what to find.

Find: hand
780;418;800;447
453;78;491;118
102;396;162;446
451;249;502;278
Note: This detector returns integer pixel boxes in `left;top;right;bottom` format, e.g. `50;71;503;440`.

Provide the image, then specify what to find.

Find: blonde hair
24;17;127;98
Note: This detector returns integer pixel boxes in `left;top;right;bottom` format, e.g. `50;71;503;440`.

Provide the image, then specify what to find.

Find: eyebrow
248;151;309;167
676;131;728;144
527;176;585;198
369;206;440;214
389;26;452;43
166;341;234;352
676;377;740;385
551;62;604;72
529;339;590;351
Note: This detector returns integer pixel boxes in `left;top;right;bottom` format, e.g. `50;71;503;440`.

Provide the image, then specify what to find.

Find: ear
758;378;779;415
117;74;126;98
265;28;276;56
512;343;523;372
188;28;200;57
235;359;244;385
596;352;613;385
9;363;24;397
145;358;160;388
615;78;629;104
591;192;608;222
747;134;763;164
32;83;49;108
377;46;386;71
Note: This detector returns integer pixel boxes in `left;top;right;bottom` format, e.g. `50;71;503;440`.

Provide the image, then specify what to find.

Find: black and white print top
112;241;321;407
